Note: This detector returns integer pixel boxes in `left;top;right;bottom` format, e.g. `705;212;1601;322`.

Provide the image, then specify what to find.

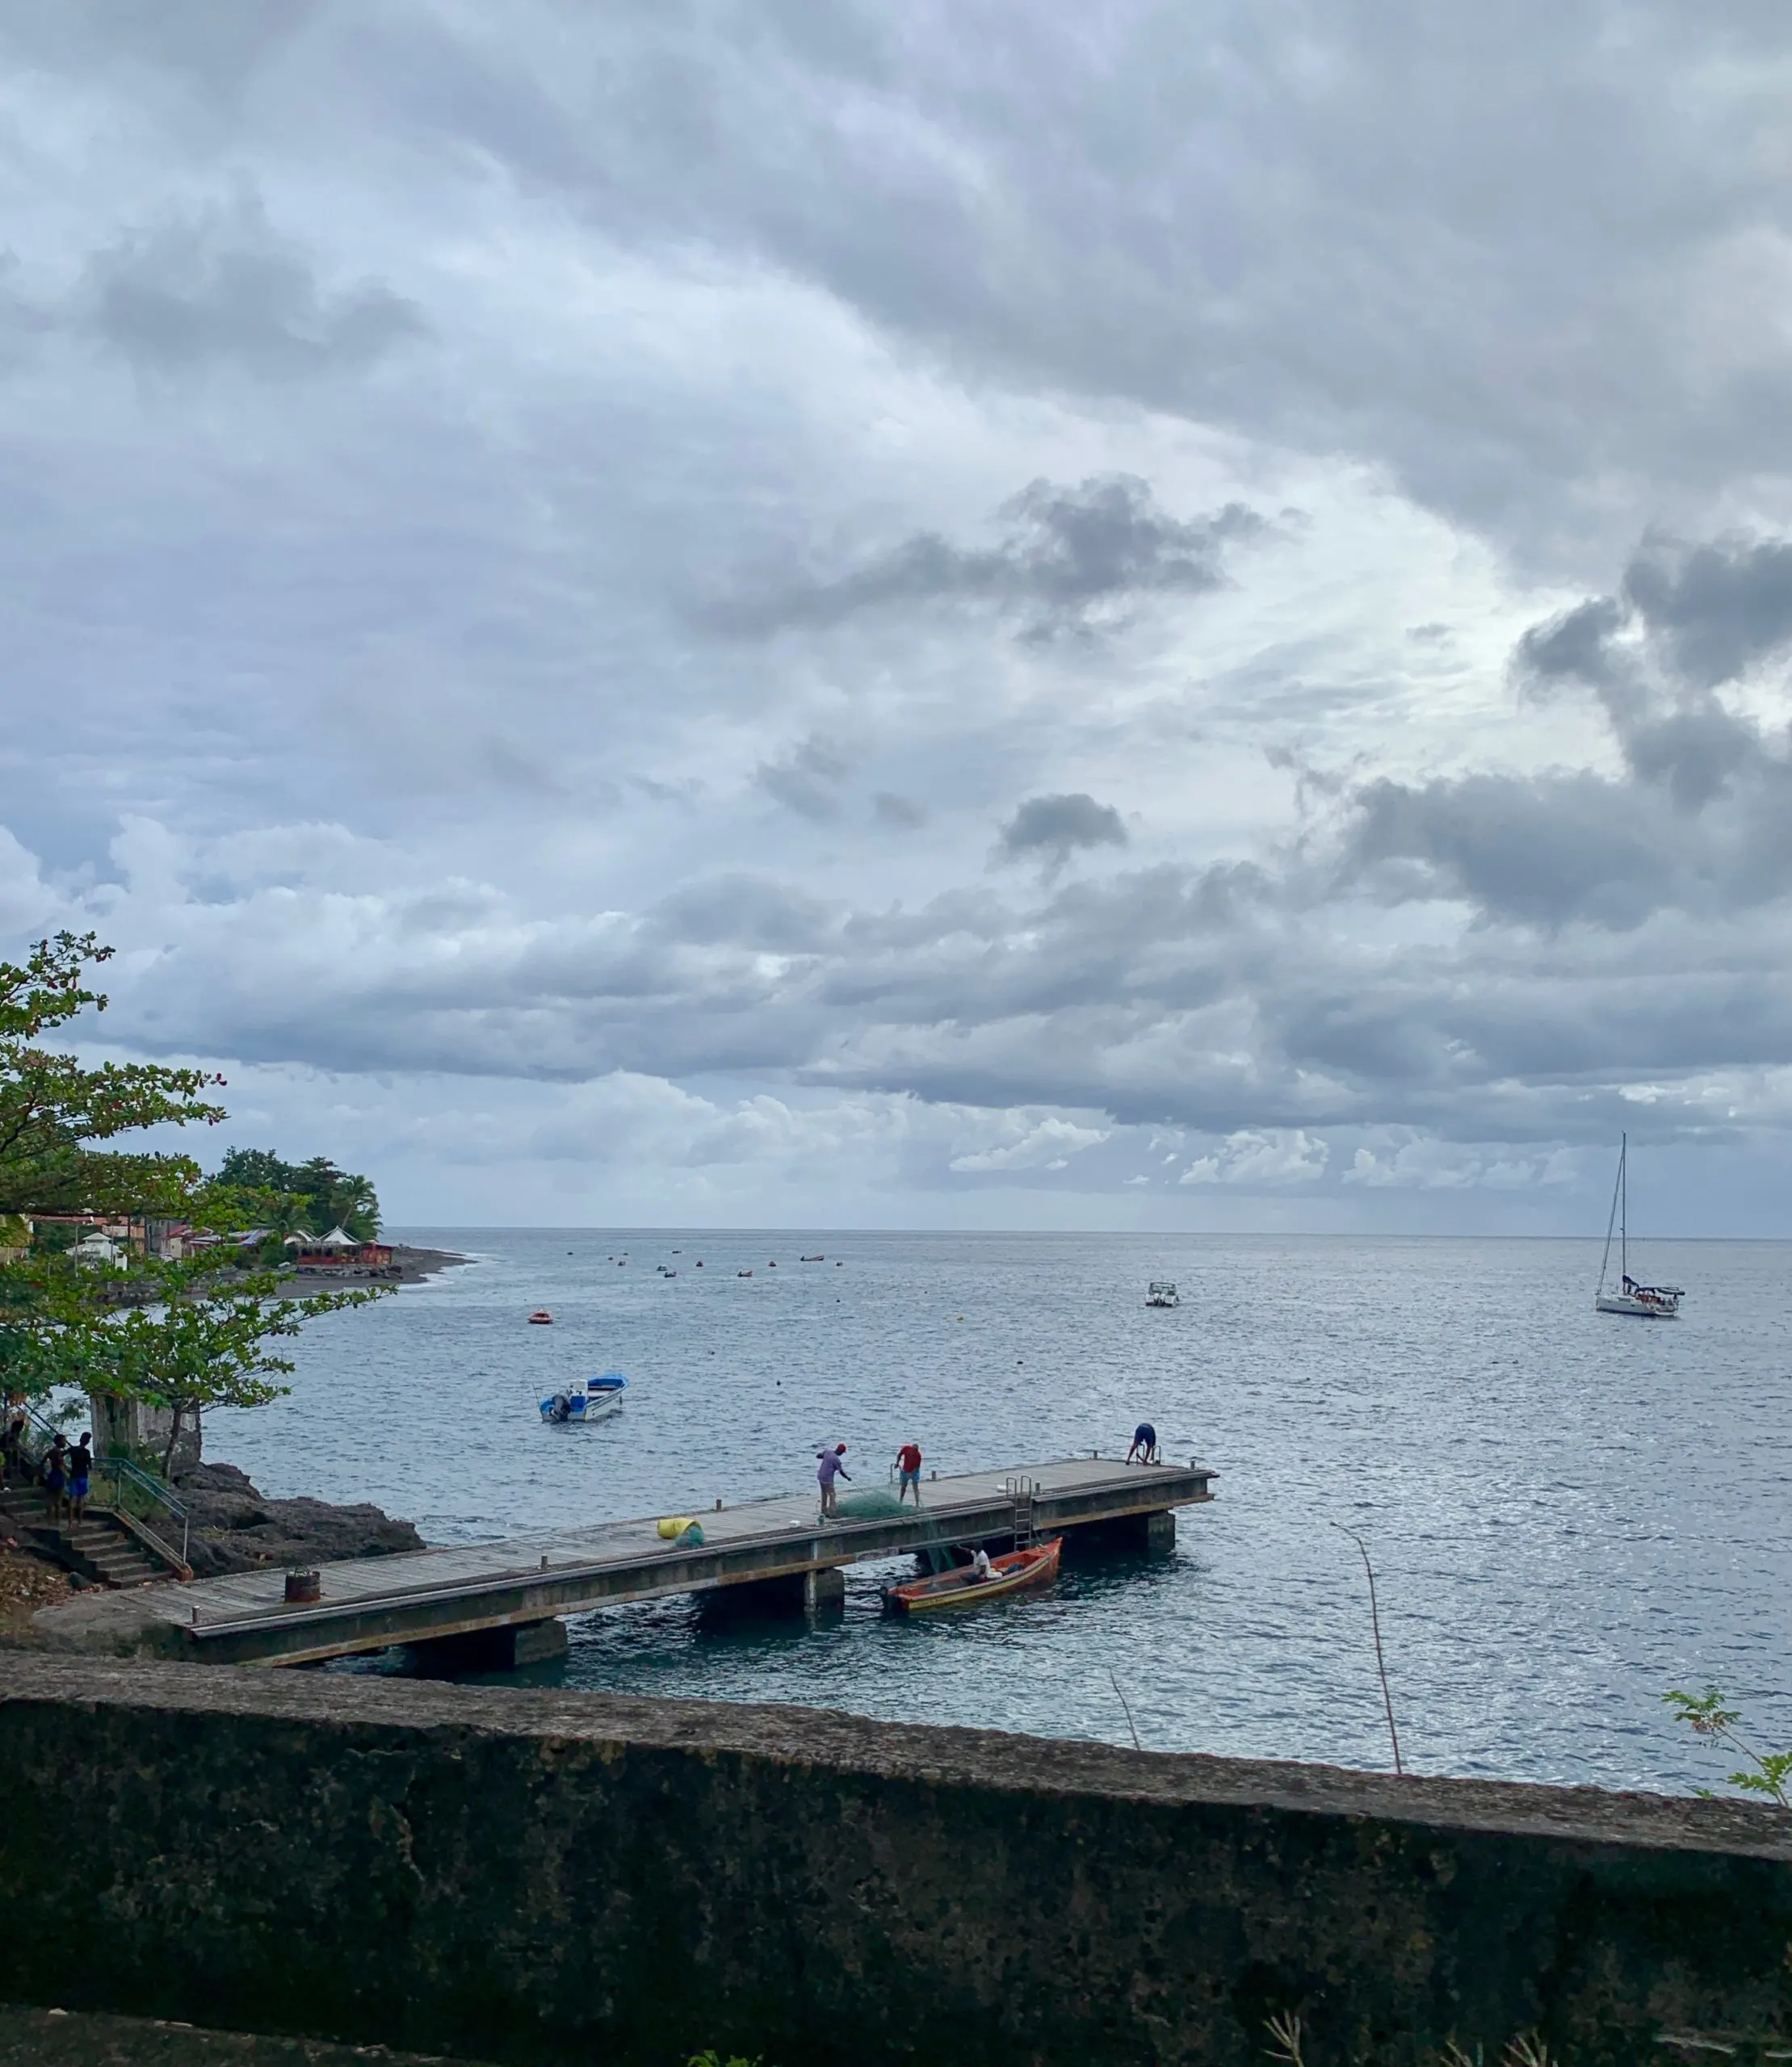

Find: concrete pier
36;1456;1214;1667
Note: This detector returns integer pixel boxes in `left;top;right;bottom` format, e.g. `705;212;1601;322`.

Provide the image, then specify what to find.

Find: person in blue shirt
1126;1422;1159;1465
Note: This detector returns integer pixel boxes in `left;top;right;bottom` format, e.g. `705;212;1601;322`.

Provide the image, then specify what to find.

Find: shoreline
285;1242;475;1289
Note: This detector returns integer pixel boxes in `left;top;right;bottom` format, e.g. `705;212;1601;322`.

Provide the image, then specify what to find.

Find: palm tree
267;1196;317;1243
326;1175;380;1243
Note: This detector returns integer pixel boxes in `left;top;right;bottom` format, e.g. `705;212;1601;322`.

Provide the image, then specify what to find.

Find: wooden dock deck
40;1457;1215;1667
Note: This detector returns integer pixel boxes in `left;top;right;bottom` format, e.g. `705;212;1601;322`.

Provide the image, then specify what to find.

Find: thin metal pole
1109;1670;1142;1751
1332;1520;1403;1775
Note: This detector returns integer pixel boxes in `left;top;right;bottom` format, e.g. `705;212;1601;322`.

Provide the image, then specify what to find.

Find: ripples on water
208;1230;1792;1792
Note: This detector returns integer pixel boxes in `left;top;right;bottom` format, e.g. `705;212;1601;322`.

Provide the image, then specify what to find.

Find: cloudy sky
9;1;1792;1231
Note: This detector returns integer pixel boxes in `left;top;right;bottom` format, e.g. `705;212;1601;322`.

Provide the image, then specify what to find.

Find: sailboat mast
1599;1138;1622;1295
1619;1132;1627;1281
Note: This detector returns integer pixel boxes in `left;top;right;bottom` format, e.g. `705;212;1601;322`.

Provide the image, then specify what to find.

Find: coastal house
287;1226;394;1273
28;1214;190;1261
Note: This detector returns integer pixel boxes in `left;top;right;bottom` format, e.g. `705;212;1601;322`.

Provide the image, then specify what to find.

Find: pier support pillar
407;1616;569;1675
1062;1510;1176;1558
704;1566;847;1621
804;1566;846;1615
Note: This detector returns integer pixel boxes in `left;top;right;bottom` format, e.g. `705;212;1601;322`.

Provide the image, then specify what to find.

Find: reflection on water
220;1229;1792;1791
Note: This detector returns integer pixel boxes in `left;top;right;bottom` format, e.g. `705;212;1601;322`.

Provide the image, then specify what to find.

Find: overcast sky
9;1;1792;1232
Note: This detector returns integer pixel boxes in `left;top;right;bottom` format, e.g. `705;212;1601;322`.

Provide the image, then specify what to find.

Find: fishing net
829;1485;963;1576
831;1486;908;1520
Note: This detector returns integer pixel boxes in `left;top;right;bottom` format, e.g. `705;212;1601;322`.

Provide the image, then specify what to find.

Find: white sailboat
1595;1134;1683;1319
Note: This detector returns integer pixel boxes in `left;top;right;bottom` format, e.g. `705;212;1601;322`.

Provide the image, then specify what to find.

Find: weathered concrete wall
0;1656;1787;2067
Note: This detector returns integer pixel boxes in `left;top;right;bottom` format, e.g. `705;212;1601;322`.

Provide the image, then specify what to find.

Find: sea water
207;1230;1792;1792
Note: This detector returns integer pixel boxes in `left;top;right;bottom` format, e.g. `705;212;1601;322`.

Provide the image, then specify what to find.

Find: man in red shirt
896;1440;923;1505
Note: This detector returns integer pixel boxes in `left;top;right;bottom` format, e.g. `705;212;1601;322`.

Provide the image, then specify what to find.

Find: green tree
65;1255;377;1476
0;932;227;1217
0;933;392;1463
213;1147;382;1240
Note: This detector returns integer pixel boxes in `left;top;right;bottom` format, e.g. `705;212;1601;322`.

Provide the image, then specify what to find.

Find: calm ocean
206;1230;1792;1793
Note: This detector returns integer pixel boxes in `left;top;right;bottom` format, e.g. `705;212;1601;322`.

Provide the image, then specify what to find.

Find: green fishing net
830;1486;909;1520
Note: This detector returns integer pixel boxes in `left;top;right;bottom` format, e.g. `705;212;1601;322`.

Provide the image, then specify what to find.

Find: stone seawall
0;1657;1788;2067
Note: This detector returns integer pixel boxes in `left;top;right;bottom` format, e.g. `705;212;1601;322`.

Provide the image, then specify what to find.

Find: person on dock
69;1432;94;1524
43;1436;69;1525
1127;1422;1159;1465
816;1442;850;1518
895;1440;923;1505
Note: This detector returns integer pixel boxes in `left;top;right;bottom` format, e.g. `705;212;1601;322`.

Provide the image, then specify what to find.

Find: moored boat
1595;1134;1683;1319
540;1373;629;1424
883;1537;1062;1616
1145;1281;1178;1308
527;1309;553;1325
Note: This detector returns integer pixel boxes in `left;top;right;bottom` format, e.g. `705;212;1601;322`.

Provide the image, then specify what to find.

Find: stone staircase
1;1486;172;1588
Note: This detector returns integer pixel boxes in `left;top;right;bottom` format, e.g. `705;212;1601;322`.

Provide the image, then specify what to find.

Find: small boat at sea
540;1373;629;1424
799;1253;824;1262
883;1537;1062;1617
1145;1281;1179;1308
737;1269;753;1277
1595;1133;1683;1319
527;1310;554;1326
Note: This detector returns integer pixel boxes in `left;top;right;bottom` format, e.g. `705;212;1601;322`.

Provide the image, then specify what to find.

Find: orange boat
883;1537;1062;1617
527;1309;553;1325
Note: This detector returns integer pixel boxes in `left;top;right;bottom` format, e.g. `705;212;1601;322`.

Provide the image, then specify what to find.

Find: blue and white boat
539;1373;629;1425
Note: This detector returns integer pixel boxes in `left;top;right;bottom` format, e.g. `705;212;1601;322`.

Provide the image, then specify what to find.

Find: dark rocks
174;1460;424;1579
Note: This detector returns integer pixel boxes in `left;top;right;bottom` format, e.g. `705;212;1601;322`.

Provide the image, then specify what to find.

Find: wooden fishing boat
883;1537;1062;1617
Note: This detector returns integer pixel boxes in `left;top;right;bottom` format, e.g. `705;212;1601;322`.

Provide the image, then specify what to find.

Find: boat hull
540;1376;629;1424
1595;1295;1680;1319
884;1537;1062;1617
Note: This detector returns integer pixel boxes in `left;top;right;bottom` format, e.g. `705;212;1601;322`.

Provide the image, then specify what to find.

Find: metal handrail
90;1457;190;1570
2;1402;191;1570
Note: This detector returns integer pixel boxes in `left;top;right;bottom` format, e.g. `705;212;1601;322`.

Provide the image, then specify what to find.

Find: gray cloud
753;736;850;820
872;790;926;830
706;476;1261;639
0;0;316;95
10;10;1792;1222
1354;535;1792;925
995;793;1129;874
77;191;426;380
358;3;1792;563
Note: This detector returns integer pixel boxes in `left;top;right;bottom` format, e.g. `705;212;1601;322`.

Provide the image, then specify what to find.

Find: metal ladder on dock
1005;1475;1037;1551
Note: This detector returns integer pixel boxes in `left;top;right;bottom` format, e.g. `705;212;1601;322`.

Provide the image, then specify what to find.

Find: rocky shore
287;1243;471;1289
174;1461;425;1579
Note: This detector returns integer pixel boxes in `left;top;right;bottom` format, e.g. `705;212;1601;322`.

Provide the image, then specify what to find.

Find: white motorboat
1595;1135;1682;1319
1145;1281;1179;1308
540;1373;629;1424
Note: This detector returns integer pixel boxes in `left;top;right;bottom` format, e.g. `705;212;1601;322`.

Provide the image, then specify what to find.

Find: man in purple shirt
816;1442;850;1517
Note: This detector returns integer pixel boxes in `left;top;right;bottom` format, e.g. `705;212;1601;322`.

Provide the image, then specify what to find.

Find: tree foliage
0;933;392;1465
54;1255;377;1475
0;932;227;1217
215;1147;381;1240
1664;1687;1791;1808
